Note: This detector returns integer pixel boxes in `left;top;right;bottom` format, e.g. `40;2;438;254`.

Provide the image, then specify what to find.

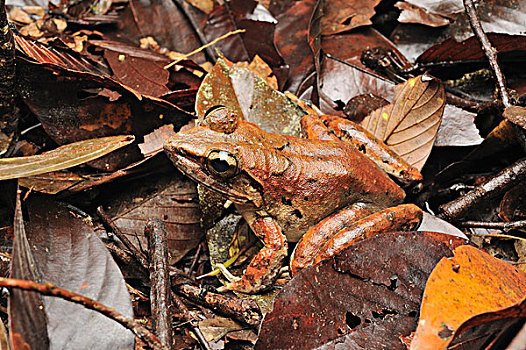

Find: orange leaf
411;245;526;349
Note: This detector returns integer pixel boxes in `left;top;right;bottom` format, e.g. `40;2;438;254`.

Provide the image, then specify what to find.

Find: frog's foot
219;214;288;294
216;263;241;283
290;203;423;275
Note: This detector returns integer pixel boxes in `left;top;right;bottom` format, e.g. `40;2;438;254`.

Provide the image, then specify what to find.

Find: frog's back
238;132;404;241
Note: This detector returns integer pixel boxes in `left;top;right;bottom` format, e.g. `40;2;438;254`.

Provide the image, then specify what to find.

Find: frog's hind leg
290;203;422;275
290;203;377;275
219;215;288;294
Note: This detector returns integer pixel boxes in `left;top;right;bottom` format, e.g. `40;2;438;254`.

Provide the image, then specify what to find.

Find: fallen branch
146;219;173;347
438;158;526;221
0;277;168;350
458;220;526;232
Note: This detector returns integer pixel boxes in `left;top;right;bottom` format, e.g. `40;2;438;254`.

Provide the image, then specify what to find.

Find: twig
438;158;526;221
172;0;217;63
145;219;172;348
171;290;211;350
463;0;526;152
173;283;262;326
458;220;526;232
463;0;510;107
0;277;168;350
96;206;149;268
164;29;245;69
0;2;17;156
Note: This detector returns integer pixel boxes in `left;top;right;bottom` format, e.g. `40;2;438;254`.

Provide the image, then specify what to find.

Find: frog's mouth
166;150;252;204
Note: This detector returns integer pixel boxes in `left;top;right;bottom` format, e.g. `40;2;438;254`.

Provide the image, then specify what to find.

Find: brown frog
164;107;422;293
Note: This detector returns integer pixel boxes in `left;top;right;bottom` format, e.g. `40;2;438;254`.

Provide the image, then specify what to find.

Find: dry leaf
0;135;134;180
360;74;445;170
411;245;526;349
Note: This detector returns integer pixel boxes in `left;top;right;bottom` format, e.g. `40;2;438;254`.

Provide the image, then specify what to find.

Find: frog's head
164;107;268;207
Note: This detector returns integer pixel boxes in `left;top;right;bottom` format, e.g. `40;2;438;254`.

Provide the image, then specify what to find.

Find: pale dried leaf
0;135;134;180
361;75;445;170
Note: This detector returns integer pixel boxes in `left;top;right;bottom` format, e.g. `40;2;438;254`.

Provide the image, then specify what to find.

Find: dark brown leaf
97;173;203;264
105;50;171;97
321;0;381;35
128;0;207;63
270;0;317;93
9;192;49;350
417;33;526;63
16;58;191;171
257;232;468;349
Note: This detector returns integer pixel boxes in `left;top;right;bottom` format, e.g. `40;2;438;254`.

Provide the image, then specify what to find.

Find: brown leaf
195;57;305;136
360;75;445;170
503;106;526;129
104;50;171;97
9;193;49;350
417;33;526;64
97;173;203;264
395;2;451;27
270;0;317;93
0;135;134;181
24;197;135;349
411;245;526;349
321;0;381;35
257;232;468;349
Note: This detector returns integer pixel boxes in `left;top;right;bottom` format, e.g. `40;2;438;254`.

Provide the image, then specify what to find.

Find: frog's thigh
312;204;423;267
229;216;288;294
290;202;378;275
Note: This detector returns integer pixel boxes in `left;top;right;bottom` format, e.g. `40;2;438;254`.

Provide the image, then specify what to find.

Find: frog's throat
169;153;252;204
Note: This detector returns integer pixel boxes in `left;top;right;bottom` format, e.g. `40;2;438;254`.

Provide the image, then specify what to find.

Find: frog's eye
205;150;240;179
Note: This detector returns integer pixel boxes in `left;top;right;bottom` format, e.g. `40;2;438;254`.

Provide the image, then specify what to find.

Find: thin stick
458;220;526;232
164;29;245;69
0;277;168;350
96;206;149;268
463;0;510;107
171;290;211;350
145;219;172;347
172;0;217;63
438;158;526;221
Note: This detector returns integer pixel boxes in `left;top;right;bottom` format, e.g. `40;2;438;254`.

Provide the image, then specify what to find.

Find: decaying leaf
10;193;49;350
11;196;135;349
0;135;134;180
360;74;446;170
96;173;203;264
411;245;526;349
321;0;381;35
257;232;468;349
196;57;305;136
503;106;526;129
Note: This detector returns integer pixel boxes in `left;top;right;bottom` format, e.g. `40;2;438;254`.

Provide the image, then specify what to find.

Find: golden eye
205;150;240;178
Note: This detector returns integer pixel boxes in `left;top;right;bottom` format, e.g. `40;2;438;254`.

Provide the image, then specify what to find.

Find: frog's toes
216;263;241;283
279;266;290;278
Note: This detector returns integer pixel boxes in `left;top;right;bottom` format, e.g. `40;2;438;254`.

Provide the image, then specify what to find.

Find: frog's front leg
291;203;423;274
220;206;287;294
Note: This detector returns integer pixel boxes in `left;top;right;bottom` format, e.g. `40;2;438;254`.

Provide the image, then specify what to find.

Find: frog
164;106;423;293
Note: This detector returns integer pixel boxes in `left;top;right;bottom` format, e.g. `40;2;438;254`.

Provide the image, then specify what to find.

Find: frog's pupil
211;158;230;173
